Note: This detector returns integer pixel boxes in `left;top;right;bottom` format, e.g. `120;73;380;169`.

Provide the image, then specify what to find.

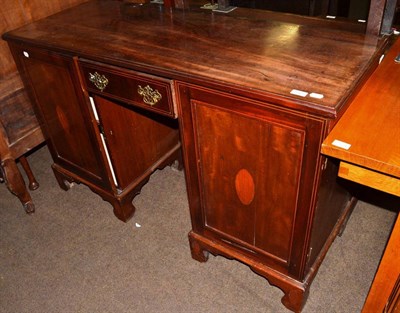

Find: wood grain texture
193;100;305;263
0;72;39;146
93;95;179;190
79;60;176;118
2;2;392;311
366;0;386;36
321;37;400;179
12;45;109;187
0;0;89;79
176;81;329;284
362;214;400;312
7;32;182;223
321;36;400;313
0;68;44;215
339;161;400;196
2;1;387;117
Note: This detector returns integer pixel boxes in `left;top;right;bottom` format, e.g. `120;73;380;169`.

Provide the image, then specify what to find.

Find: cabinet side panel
307;158;351;269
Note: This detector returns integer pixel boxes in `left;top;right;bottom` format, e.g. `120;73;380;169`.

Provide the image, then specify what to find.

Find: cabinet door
177;84;325;278
91;95;180;190
9;44;109;188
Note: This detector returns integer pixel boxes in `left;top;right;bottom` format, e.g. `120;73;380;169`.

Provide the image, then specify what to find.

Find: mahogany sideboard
2;1;393;311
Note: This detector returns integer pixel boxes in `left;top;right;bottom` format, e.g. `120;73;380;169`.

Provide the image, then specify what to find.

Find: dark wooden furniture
6;45;180;222
0;72;44;212
322;37;400;313
0;0;89;213
2;1;393;311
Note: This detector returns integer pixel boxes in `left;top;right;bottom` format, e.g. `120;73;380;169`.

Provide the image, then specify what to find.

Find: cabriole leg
19;156;39;190
1;158;35;213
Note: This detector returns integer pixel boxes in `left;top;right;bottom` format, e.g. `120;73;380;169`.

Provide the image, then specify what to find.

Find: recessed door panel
193;101;305;262
19;48;107;186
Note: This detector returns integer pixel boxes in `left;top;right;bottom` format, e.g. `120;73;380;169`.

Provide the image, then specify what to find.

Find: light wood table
321;36;400;312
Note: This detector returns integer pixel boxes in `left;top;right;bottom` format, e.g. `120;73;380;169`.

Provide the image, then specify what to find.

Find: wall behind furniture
0;0;89;80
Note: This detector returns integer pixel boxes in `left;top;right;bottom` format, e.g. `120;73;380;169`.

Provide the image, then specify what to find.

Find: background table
322;36;400;313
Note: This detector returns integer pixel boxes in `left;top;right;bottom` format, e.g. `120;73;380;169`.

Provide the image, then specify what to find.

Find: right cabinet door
177;83;325;278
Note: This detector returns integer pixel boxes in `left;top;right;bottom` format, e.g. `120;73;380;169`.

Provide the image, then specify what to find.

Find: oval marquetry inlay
235;169;255;205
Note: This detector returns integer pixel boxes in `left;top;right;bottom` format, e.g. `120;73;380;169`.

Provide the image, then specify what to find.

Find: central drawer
79;59;176;118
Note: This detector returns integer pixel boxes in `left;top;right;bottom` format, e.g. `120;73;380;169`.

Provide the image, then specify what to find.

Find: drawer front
79;60;176;118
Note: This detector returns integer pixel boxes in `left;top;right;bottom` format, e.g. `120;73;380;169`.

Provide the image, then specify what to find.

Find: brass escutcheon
89;72;109;92
137;85;162;106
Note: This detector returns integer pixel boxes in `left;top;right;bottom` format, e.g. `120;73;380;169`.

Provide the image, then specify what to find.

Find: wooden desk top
2;0;388;117
322;37;400;180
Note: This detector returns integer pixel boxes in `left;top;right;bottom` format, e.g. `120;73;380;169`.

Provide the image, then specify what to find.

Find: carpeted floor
0;146;397;313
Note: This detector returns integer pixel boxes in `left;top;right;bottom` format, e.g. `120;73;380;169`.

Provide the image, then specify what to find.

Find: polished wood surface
7;41;181;222
321;37;400;193
181;86;324;268
2;1;387;116
2;1;393;312
80;60;176;118
339;161;400;196
363;214;400;313
93;95;179;190
176;81;356;312
321;37;400;313
11;45;109;186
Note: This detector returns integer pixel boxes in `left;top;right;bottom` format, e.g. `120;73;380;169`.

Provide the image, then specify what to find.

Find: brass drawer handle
89;72;109;92
137;85;162;106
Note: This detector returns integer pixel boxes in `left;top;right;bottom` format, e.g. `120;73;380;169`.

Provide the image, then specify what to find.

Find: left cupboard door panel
9;44;108;188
